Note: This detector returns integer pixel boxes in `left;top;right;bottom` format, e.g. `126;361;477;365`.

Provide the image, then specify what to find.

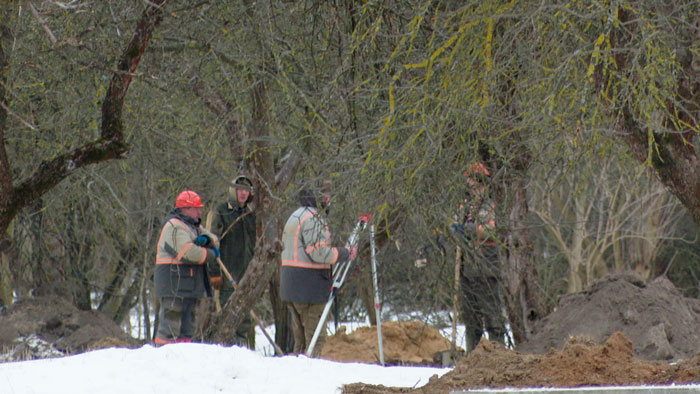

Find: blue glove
193;234;211;246
212;247;220;258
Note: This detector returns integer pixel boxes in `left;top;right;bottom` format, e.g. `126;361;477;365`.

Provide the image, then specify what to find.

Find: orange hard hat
464;162;490;177
175;190;204;208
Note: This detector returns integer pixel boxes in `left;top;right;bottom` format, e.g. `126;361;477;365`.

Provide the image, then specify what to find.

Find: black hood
298;185;318;208
168;208;201;227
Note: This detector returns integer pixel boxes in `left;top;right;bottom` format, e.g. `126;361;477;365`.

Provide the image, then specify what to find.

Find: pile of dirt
342;332;700;394
342;273;700;393
322;321;453;365
0;296;139;361
518;273;700;362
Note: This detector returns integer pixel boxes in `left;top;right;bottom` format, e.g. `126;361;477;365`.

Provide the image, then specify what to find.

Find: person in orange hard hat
453;163;507;352
153;190;220;345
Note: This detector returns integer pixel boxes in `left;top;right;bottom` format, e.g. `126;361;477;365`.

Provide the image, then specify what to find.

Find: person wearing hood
203;175;257;348
280;180;358;357
154;190;219;345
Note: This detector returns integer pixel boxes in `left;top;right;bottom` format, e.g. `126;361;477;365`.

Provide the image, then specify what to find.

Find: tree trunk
502;175;546;344
0;239;13;307
357;263;377;326
209;44;292;345
189;47;295;350
98;257;129;316
268;271;292;353
114;274;141;326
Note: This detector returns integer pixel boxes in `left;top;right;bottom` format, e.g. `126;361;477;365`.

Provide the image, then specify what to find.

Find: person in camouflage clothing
454;163;507;352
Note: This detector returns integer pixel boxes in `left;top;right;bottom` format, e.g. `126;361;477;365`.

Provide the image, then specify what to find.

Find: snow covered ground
0;306;468;393
0;341;449;394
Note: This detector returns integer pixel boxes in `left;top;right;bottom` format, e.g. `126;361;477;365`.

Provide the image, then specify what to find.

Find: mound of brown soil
519;273;700;361
342;332;700;394
322;321;453;365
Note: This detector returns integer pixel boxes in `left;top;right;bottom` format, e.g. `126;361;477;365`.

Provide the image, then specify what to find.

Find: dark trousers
156;296;198;342
460;244;506;351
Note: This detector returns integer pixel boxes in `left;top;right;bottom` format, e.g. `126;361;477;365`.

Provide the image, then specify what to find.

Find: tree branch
0;14;13;208
0;0;170;233
29;1;57;44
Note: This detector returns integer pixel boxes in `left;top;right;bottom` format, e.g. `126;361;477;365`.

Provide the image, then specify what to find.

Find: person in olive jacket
154;190;219;345
280;181;357;357
205;175;257;348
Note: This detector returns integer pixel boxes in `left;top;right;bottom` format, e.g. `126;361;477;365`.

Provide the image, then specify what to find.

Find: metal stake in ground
369;222;384;366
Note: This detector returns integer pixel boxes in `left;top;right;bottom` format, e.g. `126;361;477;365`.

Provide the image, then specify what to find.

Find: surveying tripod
305;213;385;365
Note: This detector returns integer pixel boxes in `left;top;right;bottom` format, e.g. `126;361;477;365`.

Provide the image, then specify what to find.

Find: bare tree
532;155;686;293
0;1;170;301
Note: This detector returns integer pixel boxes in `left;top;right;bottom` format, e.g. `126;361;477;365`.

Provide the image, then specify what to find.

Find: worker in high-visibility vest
280;180;357;357
154;190;219;345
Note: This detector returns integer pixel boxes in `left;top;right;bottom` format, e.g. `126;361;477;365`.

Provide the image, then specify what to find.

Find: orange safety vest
155;218;208;266
281;207;338;269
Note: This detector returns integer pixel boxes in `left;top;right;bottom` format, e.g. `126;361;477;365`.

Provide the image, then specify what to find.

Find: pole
369;223;384;365
333;295;339;330
213;289;222;313
453;245;462;350
216;257;284;356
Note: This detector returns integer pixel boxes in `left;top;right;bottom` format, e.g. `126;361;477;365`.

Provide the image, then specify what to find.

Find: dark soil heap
0;296;139;360
519;273;700;362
